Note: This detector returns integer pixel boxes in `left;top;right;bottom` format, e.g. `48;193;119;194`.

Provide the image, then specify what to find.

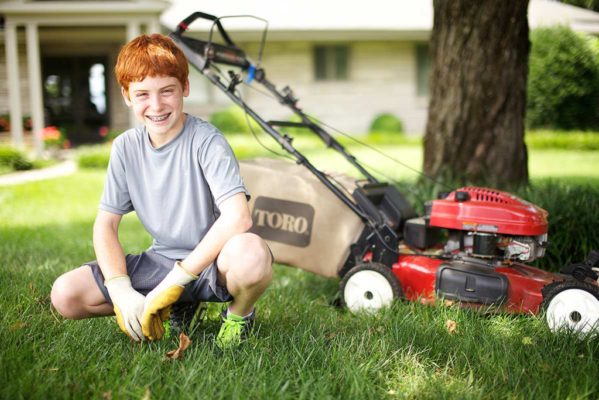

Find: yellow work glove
141;261;198;341
104;275;150;342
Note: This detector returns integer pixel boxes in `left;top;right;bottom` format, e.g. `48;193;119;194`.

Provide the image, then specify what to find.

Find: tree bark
424;0;530;188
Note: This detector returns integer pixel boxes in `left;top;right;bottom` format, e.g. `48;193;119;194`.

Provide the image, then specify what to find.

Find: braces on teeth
149;114;169;121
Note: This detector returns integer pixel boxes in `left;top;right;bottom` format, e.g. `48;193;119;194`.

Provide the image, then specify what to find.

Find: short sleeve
99;139;134;215
199;134;250;206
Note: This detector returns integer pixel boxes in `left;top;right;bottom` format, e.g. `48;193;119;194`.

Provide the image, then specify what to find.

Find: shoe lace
220;318;246;340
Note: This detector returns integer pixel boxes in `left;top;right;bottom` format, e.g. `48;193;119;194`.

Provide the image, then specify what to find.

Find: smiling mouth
146;113;171;122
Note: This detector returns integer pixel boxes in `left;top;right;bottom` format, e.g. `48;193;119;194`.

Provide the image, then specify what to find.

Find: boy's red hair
115;34;189;99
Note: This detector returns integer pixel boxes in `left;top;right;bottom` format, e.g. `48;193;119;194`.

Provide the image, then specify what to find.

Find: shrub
0;146;33;171
0;115;32;133
40;126;70;149
76;144;111;169
209;107;262;135
369;113;404;135
525;130;599;151
527;26;599;130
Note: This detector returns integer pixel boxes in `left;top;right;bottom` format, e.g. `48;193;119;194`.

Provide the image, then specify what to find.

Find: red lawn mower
170;12;599;337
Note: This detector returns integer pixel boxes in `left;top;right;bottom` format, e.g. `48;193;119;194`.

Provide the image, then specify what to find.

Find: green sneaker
216;308;255;348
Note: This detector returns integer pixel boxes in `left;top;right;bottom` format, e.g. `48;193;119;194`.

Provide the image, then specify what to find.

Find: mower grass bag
240;158;364;278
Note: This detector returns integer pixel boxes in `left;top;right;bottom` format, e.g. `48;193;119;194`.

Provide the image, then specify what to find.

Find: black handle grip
176;12;235;46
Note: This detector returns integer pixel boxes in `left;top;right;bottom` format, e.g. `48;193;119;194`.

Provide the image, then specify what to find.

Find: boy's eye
136;93;147;97
162;89;173;94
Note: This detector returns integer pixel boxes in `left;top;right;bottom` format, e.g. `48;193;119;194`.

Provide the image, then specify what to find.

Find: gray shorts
86;251;232;306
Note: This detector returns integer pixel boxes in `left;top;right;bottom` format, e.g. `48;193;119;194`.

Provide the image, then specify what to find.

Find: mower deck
393;255;566;314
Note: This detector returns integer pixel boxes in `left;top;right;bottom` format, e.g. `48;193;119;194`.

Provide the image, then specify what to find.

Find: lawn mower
169;12;599;337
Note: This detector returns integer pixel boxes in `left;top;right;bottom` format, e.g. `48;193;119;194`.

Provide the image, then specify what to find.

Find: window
314;45;349;81
416;44;431;96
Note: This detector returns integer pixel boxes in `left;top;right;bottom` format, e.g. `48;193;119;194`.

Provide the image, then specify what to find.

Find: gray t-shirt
99;114;249;259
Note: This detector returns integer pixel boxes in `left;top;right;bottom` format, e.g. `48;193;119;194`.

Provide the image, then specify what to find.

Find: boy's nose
149;94;163;110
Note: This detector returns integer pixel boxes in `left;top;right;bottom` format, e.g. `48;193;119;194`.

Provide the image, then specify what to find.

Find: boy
50;34;273;348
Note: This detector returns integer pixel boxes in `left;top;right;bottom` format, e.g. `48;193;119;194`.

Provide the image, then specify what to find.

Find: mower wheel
541;280;599;338
340;262;403;313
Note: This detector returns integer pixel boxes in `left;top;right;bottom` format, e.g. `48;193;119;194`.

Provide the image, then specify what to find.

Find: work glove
142;261;198;341
104;275;148;342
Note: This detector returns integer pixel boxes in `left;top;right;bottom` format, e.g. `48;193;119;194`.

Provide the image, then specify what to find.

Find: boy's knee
226;234;273;286
51;273;81;320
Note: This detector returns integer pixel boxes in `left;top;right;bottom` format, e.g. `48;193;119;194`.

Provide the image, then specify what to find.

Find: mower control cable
242;79;454;192
201;64;372;222
218;62;451;261
303;114;455;192
254;77;378;184
171;12;450;228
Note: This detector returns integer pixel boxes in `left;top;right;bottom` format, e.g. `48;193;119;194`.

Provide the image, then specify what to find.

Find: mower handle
176;12;236;46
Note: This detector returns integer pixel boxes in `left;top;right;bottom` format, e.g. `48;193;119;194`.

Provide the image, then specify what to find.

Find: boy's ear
121;87;133;107
183;79;190;98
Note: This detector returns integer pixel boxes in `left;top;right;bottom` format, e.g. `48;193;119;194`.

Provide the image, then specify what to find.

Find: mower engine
407;187;550;263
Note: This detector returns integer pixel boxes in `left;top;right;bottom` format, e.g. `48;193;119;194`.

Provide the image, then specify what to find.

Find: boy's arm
180;192;252;275
93;209;126;279
94;209;148;342
141;192;251;340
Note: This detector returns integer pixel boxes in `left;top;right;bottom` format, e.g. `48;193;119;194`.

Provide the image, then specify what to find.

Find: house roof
529;0;599;33
0;0;170;14
161;0;599;39
0;0;170;25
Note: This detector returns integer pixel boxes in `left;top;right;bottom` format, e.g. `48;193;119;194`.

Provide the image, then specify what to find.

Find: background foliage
527;26;599;130
0;146;33;173
369;113;404;135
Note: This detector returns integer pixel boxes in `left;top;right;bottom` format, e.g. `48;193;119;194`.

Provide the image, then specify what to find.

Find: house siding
183;40;429;135
1;37;430;140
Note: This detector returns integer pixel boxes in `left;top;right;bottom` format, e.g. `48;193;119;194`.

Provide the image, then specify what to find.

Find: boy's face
123;75;190;142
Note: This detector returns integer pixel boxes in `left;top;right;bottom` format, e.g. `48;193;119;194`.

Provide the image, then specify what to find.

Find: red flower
62;140;71;149
99;126;109;137
40;126;61;140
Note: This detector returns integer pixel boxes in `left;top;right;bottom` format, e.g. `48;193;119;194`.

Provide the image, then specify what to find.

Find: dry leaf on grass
446;320;457;334
539;363;550;372
444;300;454;307
29;283;50;306
29;284;38;295
522;337;533;345
578;354;585;359
102;391;112;400
9;322;29;331
140;386;151;400
165;332;191;361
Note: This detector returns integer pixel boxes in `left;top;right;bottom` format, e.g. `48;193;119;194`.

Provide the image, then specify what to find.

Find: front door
42;56;110;145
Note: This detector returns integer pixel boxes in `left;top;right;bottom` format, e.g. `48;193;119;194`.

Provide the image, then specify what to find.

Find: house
2;0;599;156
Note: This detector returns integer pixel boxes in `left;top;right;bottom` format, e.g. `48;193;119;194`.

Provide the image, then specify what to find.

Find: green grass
525;131;599;151
1;163;599;398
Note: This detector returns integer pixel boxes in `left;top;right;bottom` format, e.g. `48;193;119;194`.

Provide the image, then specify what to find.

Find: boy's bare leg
51;266;114;320
216;233;273;317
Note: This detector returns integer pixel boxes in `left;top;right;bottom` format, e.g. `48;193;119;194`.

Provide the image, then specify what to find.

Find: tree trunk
424;0;530;188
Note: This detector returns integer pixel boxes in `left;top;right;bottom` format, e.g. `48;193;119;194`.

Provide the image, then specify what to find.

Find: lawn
1;144;599;399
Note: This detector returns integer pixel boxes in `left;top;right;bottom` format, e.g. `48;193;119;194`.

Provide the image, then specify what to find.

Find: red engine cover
429;187;548;236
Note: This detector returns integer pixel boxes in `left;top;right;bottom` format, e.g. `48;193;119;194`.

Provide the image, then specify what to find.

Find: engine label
461;222;499;232
477;224;499;233
250;197;314;248
462;222;477;230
